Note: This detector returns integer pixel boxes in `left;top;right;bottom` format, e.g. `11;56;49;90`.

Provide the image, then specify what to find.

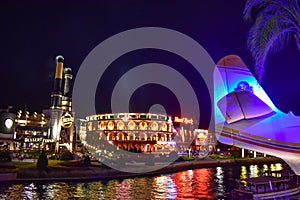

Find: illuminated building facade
0;110;55;152
84;113;175;152
14;110;53;151
0;111;16;150
172;116;216;153
173;116;196;150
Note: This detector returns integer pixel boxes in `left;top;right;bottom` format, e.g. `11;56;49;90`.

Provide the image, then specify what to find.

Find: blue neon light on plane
214;55;300;175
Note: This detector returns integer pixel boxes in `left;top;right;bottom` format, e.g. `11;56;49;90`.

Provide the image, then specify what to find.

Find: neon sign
174;116;193;125
61;112;74;128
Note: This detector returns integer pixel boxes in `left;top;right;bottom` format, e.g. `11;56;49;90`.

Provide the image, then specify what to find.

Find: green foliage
209;154;233;159
230;150;241;158
180;155;195;161
60;151;74;161
0;151;11;162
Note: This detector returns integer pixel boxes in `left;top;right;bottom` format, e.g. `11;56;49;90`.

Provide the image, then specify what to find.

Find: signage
4;118;13;129
174;116;193;125
61;112;74;128
24;138;56;143
195;129;208;145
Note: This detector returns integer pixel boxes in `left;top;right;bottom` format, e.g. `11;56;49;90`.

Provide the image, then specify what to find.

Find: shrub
231;150;241;158
209;154;233;159
60;151;74;161
0;151;11;162
82;155;91;167
37;151;48;170
180;155;195;161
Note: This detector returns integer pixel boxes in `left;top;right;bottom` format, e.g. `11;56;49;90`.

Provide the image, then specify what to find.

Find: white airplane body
214;55;300;174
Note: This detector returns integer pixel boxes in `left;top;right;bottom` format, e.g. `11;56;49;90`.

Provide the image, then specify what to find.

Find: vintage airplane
214;55;300;175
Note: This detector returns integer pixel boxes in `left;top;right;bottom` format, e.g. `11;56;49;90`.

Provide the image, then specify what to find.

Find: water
0;163;289;199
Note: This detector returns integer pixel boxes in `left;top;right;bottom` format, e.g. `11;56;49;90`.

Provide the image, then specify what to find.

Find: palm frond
243;0;266;22
244;0;300;82
248;14;293;82
244;0;300;23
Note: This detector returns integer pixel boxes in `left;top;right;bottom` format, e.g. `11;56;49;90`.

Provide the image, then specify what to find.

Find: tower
44;55;75;152
61;68;73;112
50;56;64;109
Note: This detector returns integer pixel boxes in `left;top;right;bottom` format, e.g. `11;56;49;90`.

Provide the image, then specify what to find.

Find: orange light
107;121;114;130
161;123;167;131
128;121;136;130
117;121;125;130
139;121;147;130
151;122;158;131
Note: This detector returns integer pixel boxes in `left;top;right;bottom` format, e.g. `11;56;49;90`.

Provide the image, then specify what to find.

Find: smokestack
61;67;73;111
50;55;64;109
63;68;72;97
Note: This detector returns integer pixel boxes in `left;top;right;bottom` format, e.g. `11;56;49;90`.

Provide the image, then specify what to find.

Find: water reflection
239;163;283;180
0;163;286;200
172;168;216;199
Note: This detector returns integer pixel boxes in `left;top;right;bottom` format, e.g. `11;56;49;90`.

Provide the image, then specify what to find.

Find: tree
244;0;300;82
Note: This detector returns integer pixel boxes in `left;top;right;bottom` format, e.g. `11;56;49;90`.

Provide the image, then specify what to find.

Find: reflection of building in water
84;113;175;152
171;169;216;199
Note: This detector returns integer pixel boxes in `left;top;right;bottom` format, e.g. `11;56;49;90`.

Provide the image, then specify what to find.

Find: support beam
242;148;244;158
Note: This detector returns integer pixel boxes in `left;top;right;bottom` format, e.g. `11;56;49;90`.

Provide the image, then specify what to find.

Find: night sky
1;1;300;128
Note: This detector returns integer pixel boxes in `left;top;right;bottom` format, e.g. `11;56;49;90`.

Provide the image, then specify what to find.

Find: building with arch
84;113;176;153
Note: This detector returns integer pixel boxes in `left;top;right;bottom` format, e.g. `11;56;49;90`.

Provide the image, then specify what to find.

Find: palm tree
243;0;300;83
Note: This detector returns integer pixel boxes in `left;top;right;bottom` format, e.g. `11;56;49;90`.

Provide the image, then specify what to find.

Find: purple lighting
214;54;300;175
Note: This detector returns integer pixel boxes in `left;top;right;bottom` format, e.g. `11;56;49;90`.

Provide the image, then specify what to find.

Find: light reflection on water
0;163;286;200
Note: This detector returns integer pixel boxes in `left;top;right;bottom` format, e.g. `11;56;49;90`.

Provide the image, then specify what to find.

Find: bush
37;151;48;170
231;150;241;158
0;151;11;162
209;154;233;159
60;151;74;161
180;155;195;161
82;155;91;167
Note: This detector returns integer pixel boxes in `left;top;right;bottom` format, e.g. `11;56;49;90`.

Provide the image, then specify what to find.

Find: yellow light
139;121;147;130
99;121;106;130
107;121;114;130
161;123;167;131
117;121;125;130
151;122;158;131
128;121;136;130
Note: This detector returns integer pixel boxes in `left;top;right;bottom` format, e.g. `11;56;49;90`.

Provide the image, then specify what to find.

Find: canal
0;163;292;199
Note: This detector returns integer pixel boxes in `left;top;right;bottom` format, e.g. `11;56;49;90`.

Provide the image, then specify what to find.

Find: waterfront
0;162;291;199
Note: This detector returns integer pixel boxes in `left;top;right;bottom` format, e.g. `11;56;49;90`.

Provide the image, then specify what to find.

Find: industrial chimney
50;55;64;109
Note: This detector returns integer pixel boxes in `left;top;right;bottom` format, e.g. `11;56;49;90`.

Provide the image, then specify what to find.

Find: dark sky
1;0;300;127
